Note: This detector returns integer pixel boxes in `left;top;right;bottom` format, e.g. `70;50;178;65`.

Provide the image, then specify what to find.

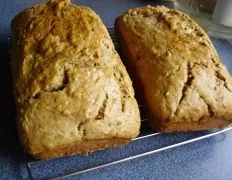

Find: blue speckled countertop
1;1;232;179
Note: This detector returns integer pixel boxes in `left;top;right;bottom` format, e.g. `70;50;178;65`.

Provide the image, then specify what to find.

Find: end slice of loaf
115;5;232;132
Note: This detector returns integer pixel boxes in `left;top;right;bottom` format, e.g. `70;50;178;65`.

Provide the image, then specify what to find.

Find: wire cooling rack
12;27;232;179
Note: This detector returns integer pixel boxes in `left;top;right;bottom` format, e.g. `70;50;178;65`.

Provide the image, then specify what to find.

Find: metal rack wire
51;127;232;180
19;27;232;179
25;122;232;179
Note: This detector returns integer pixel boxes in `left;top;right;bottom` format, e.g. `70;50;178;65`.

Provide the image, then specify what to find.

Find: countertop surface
1;0;232;179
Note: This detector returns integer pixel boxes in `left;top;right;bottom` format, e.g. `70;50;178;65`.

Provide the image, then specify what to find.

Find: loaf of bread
115;6;232;132
11;0;140;159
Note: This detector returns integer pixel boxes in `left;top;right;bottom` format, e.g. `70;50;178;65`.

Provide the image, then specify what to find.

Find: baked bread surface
116;6;232;132
11;0;140;159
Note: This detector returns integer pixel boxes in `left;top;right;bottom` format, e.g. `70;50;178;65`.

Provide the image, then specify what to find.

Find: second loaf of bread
116;6;232;132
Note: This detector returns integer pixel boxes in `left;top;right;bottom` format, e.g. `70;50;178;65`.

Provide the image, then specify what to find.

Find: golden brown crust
11;0;140;159
115;6;232;132
35;138;130;159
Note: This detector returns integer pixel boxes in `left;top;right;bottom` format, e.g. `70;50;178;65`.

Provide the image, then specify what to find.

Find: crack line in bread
76;93;108;138
172;60;229;119
215;68;232;93
95;93;108;120
113;67;132;113
77;121;86;137
32;69;69;99
173;62;194;117
197;92;215;117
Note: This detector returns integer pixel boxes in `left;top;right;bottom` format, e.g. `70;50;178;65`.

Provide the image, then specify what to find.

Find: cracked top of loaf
116;6;232;131
11;0;140;158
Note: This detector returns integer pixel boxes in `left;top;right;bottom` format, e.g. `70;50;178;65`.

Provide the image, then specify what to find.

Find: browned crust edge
27;138;130;159
148;116;231;132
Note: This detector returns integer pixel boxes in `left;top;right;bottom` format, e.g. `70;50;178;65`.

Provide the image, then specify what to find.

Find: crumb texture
116;6;232;132
11;0;140;158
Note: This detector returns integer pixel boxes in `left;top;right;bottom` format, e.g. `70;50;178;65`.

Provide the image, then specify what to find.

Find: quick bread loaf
11;0;140;159
115;6;232;132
